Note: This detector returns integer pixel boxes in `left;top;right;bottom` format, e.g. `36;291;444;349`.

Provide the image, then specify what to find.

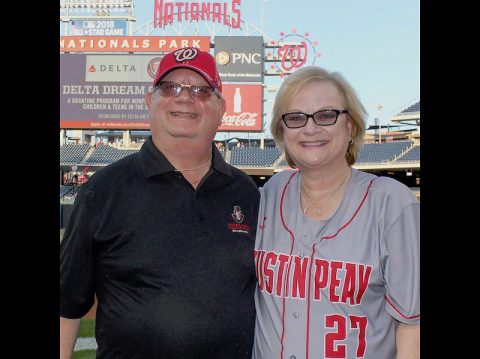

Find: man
60;47;260;358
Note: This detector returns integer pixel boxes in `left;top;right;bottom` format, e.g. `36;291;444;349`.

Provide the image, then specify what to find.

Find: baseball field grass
73;349;96;359
78;319;95;337
73;319;97;358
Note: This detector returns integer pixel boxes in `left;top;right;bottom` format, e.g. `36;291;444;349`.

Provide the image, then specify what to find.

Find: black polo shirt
60;137;260;358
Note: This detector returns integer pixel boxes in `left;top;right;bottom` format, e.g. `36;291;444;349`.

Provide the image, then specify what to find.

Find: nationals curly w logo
173;47;198;62
269;31;321;77
278;42;308;72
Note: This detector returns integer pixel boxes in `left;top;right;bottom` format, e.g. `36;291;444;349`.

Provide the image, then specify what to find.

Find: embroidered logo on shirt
227;206;251;234
231;206;245;223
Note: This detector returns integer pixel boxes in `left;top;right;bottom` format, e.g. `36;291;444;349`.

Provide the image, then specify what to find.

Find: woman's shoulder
369;173;418;204
373;175;412;193
350;168;418;204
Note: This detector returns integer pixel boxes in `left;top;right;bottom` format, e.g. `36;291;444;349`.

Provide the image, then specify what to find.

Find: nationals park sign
60;36;210;53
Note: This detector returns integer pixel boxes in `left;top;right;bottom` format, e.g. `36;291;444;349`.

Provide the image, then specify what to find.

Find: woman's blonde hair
271;66;367;167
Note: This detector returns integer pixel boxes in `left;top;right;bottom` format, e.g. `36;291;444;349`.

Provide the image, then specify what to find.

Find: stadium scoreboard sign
60;54;263;131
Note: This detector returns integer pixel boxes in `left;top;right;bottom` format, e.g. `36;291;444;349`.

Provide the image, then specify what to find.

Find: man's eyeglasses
155;81;219;101
281;109;348;128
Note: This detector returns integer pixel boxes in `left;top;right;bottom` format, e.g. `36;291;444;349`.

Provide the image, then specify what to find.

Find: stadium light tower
261;0;268;33
60;0;135;35
376;104;383;143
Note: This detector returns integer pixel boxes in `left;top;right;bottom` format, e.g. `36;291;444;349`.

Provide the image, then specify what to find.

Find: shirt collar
139;136;232;178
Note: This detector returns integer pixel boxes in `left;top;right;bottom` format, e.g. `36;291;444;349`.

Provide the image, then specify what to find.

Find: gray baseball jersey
253;168;420;359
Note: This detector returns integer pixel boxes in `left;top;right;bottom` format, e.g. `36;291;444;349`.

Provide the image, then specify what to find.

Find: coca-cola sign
219;84;262;132
222;113;258;127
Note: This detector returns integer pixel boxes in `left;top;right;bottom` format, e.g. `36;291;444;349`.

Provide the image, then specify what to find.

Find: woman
253;66;419;359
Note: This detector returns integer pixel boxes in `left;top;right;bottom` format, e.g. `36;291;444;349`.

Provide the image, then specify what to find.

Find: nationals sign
154;0;242;28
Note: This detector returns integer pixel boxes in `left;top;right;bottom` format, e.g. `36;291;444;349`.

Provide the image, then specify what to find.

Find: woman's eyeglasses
281;109;348;128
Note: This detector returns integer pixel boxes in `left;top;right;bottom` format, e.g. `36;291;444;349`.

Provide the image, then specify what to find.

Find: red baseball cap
153;47;223;93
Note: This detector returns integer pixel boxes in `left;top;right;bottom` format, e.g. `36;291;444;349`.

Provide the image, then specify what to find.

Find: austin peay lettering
254;250;372;305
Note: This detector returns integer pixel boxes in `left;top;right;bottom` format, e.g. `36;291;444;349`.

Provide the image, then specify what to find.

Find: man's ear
218;97;227;126
221;97;227;114
145;91;153;110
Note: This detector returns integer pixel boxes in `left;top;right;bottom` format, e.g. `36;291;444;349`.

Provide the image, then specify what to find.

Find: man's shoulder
224;164;258;187
85;152;141;189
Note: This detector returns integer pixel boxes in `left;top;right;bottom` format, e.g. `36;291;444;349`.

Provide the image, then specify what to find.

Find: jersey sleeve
60;185;100;319
382;201;420;325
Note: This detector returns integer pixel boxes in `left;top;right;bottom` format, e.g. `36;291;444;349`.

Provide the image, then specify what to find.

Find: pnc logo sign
215;51;230;65
216;51;262;65
214;36;264;82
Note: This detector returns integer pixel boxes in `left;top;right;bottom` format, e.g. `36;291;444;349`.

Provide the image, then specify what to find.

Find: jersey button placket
193;194;202;226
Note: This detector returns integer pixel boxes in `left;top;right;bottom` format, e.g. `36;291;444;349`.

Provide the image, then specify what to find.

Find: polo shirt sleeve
60;185;101;319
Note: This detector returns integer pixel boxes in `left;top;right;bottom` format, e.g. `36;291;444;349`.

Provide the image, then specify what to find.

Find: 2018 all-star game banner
61;54;262;131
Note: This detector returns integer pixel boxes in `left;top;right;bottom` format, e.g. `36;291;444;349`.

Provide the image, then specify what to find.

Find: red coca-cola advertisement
220;84;263;132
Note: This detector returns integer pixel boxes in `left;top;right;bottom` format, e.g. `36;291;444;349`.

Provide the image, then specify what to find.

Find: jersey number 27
325;314;367;358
